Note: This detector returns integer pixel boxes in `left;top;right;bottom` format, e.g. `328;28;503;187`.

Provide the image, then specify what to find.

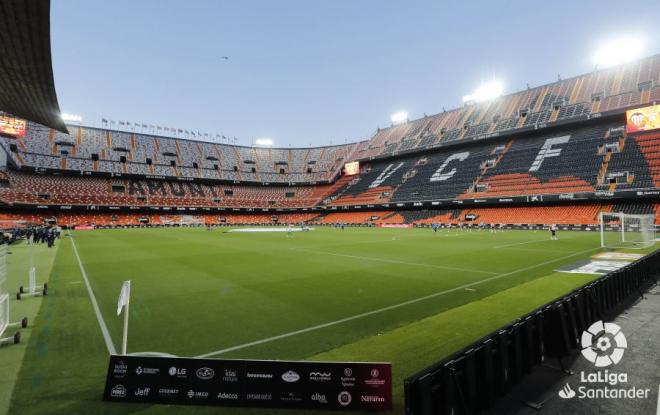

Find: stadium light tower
255;137;273;147
593;37;644;69
61;113;83;123
462;81;504;104
390;111;408;125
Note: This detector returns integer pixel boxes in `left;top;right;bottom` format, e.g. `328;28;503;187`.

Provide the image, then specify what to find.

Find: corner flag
117;280;131;315
116;280;131;355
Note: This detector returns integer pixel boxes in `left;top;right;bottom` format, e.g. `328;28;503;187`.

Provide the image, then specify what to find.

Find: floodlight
463;81;504;103
593;37;643;68
255;138;273;146
390;111;408;125
61;113;83;123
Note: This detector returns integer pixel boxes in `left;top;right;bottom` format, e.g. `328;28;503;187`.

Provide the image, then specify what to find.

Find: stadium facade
1;54;659;228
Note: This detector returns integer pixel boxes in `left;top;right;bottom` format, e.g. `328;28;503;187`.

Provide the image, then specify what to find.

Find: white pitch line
494;239;552;249
129;351;178;358
69;232;117;355
197;247;599;358
289;247;498;275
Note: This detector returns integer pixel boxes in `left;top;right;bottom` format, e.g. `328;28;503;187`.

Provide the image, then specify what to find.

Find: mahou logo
580;321;627;367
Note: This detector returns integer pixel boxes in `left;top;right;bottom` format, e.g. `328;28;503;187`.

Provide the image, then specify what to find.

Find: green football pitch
2;226;642;414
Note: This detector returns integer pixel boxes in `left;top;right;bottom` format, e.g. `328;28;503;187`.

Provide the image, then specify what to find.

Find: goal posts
599;212;656;249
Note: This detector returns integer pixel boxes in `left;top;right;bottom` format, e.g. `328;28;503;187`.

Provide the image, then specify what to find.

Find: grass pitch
3;227;628;414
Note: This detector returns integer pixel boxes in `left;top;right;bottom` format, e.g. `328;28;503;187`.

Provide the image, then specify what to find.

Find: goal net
599;212;655;249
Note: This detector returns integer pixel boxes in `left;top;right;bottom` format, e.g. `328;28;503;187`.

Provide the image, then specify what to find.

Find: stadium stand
0;55;659;228
1;203;656;228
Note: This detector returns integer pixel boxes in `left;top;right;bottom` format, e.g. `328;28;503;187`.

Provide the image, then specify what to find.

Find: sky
51;0;660;147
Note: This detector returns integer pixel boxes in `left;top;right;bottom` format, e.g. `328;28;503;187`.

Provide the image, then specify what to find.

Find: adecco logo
580;321;627;367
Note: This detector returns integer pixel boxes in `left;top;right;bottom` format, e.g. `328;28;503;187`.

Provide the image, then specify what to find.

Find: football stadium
0;1;659;414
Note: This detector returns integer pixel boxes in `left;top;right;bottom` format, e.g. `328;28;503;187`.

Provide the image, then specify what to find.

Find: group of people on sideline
25;226;61;248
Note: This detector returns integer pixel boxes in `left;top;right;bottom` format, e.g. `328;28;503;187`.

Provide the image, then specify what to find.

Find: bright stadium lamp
593;37;644;69
61;113;83;123
463;81;504;104
390;111;408;125
255;138;273;146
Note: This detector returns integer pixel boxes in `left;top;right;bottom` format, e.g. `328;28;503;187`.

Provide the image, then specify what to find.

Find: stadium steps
323;175;358;204
252;148;263;181
532;86;549;113
549;106;560;122
633;132;660;187
329;185;393;206
174;140;182;165
597;152;612;185
17;137;27;152
232;146;243;181
569;77;584;104
468;139;514;193
641;89;651;104
611;69;624;95
380;211;398;220
598;133;628;186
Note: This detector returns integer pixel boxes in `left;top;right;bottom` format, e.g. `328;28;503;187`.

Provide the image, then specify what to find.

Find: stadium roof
0;0;67;133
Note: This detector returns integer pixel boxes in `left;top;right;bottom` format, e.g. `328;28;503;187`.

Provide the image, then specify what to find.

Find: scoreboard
626;104;660;134
0;115;27;138
344;161;360;176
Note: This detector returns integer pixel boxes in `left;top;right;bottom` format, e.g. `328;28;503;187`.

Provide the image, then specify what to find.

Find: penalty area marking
197;247;599;358
288;247;498;276
494;239;553;249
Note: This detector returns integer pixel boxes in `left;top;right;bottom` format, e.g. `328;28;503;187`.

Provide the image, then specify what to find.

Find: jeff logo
580;321;626;367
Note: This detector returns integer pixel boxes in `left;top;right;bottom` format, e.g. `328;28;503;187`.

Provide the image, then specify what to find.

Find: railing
404;250;660;415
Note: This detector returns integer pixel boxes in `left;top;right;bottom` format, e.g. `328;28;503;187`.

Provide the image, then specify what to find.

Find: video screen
0;115;27;137
344;161;359;175
626;104;660;133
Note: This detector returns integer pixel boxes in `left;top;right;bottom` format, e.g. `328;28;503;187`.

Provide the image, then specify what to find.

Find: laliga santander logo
580;321;627;367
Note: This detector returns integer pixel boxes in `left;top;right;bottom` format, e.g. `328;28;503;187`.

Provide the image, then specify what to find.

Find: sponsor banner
74;225;95;230
555;260;631;275
626;104;660;134
592;252;644;261
104;355;392;411
376;224;413;228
